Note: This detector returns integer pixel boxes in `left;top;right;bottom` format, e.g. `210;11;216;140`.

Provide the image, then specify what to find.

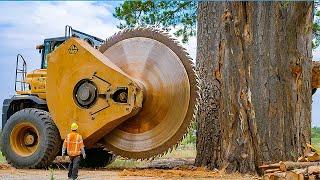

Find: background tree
115;1;320;46
313;2;320;48
115;1;314;173
113;0;196;43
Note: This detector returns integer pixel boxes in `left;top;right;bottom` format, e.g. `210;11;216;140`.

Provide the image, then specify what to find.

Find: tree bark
195;2;313;173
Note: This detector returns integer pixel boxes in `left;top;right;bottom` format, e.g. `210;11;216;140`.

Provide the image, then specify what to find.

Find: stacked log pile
261;144;320;179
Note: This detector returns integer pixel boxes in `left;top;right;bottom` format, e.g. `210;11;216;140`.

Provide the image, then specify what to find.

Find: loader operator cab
37;25;105;69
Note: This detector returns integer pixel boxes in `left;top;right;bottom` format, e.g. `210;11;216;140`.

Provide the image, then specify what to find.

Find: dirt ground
0;168;258;180
0;163;259;180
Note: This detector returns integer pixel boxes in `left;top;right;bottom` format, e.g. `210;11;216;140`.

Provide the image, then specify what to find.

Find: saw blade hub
74;79;98;108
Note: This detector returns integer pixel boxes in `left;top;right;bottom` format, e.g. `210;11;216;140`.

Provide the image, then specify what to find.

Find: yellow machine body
45;38;143;146
16;69;47;99
17;38;144;146
10;28;197;160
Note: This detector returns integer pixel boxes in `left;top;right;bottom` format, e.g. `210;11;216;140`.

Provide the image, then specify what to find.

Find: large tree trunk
195;2;313;173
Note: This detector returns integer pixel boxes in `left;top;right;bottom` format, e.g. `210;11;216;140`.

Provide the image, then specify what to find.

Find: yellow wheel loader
0;26;197;168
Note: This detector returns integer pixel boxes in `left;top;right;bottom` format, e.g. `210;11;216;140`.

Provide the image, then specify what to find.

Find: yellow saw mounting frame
0;28;197;169
46;38;143;146
45;28;197;159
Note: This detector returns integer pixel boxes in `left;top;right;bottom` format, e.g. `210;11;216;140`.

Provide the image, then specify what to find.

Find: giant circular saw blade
99;28;198;159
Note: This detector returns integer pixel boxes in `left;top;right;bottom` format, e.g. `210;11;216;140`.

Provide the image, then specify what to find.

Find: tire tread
0;108;61;168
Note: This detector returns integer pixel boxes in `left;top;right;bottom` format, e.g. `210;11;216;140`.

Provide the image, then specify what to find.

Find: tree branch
158;1;192;26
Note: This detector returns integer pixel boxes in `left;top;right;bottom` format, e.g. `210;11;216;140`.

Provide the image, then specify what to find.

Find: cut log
306;152;320;162
259;163;281;170
279;161;320;172
306;143;318;152
297;156;308;162
290;168;307;180
307;166;320;175
265;168;281;174
286;171;300;180
263;172;285;180
298;174;304;180
291;168;307;175
309;175;316;180
263;174;275;180
274;172;286;178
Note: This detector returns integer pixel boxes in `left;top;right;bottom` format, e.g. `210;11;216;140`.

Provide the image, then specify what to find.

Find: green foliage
313;14;320;48
0;151;5;163
115;1;320;48
49;168;55;180
312;2;320;49
312;127;320;150
181;122;196;145
312;126;320;138
113;0;197;43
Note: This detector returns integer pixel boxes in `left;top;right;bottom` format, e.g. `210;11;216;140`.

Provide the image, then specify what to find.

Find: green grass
106;126;196;169
0;130;4;164
161;144;196;159
107;143;196;169
312;127;320;150
49;168;55;180
107;159;146;169
0;151;5;163
312;137;320;150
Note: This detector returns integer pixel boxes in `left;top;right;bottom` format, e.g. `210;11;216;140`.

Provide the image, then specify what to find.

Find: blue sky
0;1;319;127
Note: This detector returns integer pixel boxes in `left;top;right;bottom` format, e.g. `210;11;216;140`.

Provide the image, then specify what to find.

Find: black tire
0;108;61;168
80;148;115;168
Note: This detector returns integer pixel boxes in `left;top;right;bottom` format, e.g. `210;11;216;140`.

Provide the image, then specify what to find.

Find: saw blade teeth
99;27;199;160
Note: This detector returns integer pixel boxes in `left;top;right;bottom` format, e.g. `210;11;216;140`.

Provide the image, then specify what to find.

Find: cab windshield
41;40;64;69
39;26;104;69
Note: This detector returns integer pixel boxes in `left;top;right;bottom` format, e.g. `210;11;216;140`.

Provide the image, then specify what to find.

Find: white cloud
168;26;197;61
0;2;119;69
0;1;197;84
186;36;197;61
0;2;121;125
313;47;320;61
0;1;196;69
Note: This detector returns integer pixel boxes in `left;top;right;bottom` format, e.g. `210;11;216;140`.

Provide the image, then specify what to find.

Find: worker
62;122;86;180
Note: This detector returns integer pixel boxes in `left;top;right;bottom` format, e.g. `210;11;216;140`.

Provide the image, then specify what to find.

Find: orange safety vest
63;132;84;157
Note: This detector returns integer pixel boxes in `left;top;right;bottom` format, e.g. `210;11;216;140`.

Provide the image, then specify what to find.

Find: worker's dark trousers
68;156;80;179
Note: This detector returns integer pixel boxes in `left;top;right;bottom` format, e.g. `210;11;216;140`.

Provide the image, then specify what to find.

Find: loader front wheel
0;108;61;168
80;148;115;168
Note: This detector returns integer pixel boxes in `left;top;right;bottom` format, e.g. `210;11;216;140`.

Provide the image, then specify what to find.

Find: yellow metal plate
46;38;142;145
